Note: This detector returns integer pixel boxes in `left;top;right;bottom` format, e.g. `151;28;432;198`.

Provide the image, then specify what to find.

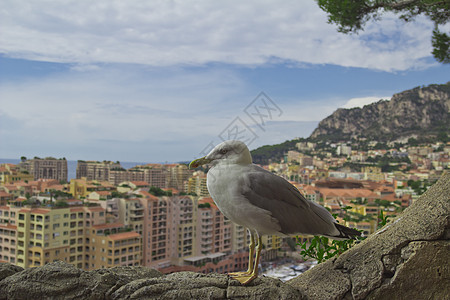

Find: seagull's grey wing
239;165;338;236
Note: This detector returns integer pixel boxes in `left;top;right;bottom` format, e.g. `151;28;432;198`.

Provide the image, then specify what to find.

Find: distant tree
149;186;170;196
437;131;448;143
55;200;69;207
317;0;450;63
408;137;419;146
20;156;27;162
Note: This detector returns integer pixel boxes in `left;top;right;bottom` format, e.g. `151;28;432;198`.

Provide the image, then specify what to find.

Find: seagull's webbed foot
230;273;257;285
227;270;251;276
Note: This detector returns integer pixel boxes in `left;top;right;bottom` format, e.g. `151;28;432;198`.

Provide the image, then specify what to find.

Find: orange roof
30;209;50;214
198;197;217;209
130;181;149;186
163;187;179;194
87;206;105;212
138;191;159;201
0;224;17;230
0;206;10;210
70;207;84;212
108;231;140;241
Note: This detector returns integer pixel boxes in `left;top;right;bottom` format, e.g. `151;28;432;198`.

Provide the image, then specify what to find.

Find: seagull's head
189;140;252;169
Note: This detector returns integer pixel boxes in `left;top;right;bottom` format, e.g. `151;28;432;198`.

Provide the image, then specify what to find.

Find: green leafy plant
297;235;358;264
297;207;391;263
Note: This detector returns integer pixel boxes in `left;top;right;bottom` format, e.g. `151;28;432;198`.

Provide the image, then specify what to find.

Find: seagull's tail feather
330;223;362;240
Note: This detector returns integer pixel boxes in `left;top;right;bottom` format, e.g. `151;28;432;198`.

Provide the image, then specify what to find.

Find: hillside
250;82;450;164
250;139;303;165
310;82;450;142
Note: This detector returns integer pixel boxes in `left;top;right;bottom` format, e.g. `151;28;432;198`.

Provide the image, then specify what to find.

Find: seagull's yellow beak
189;156;212;169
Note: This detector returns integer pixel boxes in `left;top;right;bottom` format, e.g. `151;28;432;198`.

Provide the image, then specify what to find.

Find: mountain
250;83;450;164
309;82;450;142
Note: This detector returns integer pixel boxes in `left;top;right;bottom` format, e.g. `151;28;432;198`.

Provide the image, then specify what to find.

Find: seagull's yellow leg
228;231;255;276
231;233;262;285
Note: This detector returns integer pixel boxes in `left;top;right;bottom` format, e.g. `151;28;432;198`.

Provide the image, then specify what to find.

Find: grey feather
239;165;339;236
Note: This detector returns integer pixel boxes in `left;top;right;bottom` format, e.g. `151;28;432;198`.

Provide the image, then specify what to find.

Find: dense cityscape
0;138;447;277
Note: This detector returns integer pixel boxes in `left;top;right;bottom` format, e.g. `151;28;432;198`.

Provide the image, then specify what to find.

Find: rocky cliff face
0;172;448;299
310;82;450;141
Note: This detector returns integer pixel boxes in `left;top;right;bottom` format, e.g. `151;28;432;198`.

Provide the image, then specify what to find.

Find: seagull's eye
220;149;228;155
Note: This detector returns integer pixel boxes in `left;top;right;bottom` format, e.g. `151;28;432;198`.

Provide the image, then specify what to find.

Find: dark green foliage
317;0;450;63
198;202;211;208
433;28;450;63
149;186;172;196
251;138;304;165
55;200;69;207
298;236;355;263
297;207;392;263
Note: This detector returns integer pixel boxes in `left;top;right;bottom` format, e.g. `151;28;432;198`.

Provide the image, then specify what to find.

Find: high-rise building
20;158;68;182
195;197;232;255
117;198;144;235
166;164;192;192
76;161;121;181
185;171;209;197
169;195;196;264
0;204;142;270
139;192;172;269
0;164;34;184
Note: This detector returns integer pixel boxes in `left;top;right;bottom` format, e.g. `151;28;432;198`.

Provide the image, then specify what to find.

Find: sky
0;1;449;163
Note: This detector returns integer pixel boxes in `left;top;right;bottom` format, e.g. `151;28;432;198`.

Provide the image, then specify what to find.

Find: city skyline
1;1;449;162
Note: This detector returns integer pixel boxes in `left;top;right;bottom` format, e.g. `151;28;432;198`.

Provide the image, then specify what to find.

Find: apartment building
195;198;232;255
230;223;248;253
108;164;168;188
185;171;209;197
0;164;34;184
0;203;142;270
117;198;144;235
170;196;196;264
76;160;121;181
19;158;68;182
109;169;146;186
166;164;192;192
0;205;18;264
139;192;172;269
69;178;116;199
88;222;141;270
141;164;168;188
261;235;282;261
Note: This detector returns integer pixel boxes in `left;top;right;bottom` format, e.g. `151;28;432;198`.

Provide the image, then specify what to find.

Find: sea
0;158;150;181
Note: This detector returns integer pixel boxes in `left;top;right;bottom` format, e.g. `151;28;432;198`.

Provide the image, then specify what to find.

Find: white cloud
0;66;250;161
342;96;391;109
0;0;436;71
0;63;340;161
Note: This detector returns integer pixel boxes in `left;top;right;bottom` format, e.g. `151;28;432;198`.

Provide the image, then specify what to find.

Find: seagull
189;140;361;285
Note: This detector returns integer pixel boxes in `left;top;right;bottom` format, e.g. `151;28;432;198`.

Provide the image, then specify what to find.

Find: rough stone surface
112;272;304;300
0;173;448;299
0;263;23;281
0;262;303;300
0;261;163;300
287;171;450;300
368;240;450;300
